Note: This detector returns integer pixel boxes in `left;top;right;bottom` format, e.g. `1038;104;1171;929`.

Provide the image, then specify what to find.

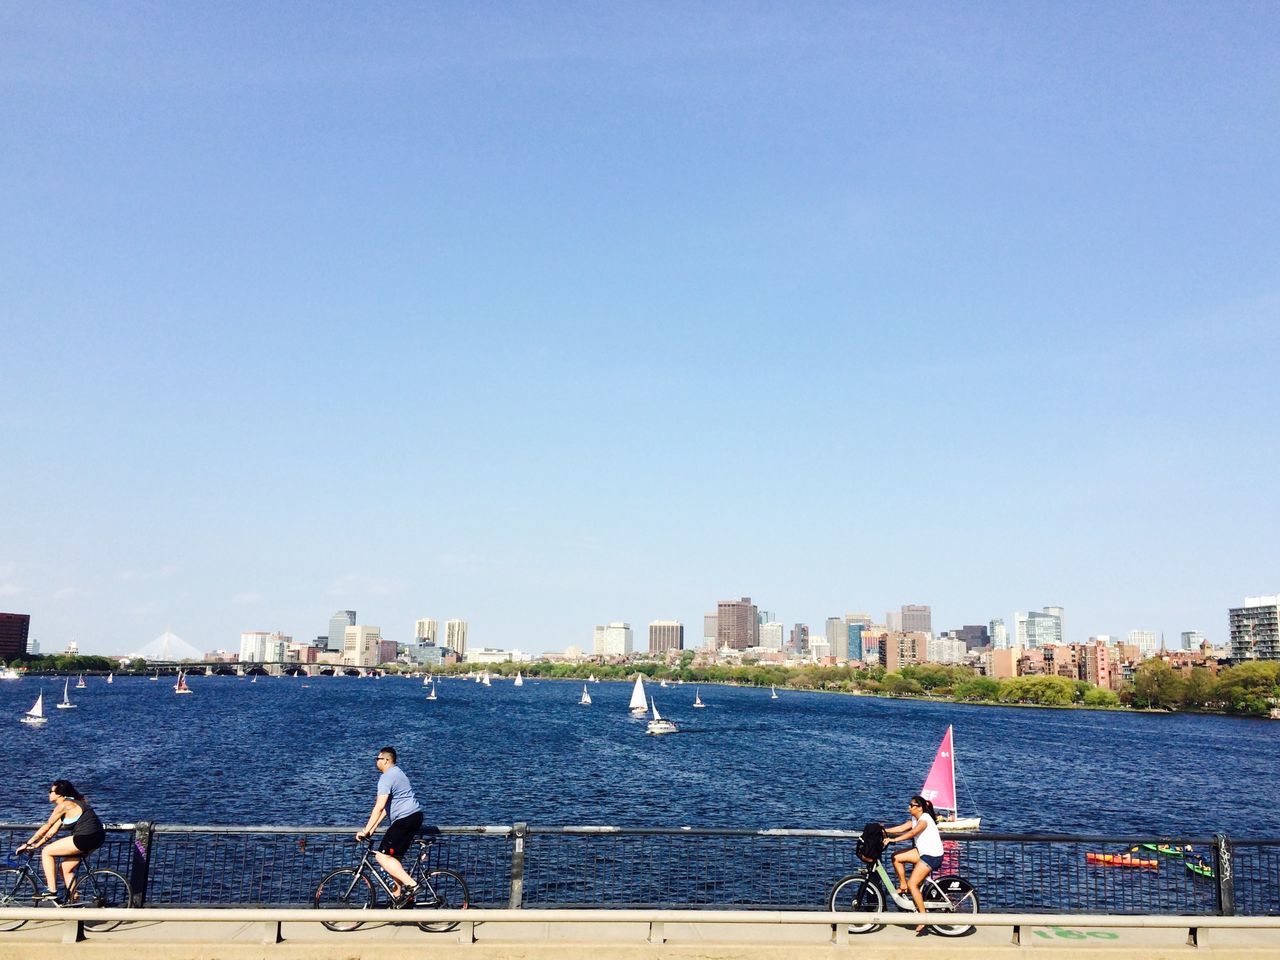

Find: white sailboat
106;673;113;684
646;697;678;735
481;671;492;687
579;685;592;706
21;692;47;726
628;674;648;715
57;679;77;709
174;671;193;695
0;667;21;681
514;672;523;687
423;674;431;687
659;679;668;688
149;671;158;682
75;674;86;689
770;685;778;700
426;683;437;701
587;673;596;683
922;724;982;832
693;687;706;708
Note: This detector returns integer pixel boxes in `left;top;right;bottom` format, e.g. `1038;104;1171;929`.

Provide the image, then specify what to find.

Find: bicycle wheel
924;874;978;937
0;868;38;932
415;868;469;932
827;874;884;935
314;868;376;931
84;869;132;931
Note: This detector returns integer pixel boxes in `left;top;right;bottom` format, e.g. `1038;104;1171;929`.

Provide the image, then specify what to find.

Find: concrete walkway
1;918;1279;960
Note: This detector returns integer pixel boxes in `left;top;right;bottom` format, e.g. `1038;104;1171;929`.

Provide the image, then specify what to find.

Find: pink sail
920;725;956;812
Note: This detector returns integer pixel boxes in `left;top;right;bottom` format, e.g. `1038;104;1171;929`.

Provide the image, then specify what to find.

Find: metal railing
3;823;1276;916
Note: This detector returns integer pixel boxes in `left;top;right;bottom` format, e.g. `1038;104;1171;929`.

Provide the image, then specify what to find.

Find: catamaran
628;674;648;715
646;697;678;735
174;672;193;695
57;679;76;709
693;688;706;708
921;724;981;832
21;692;47;726
579;685;592;706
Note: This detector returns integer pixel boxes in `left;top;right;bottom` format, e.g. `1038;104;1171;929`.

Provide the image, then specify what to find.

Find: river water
4;674;1278;837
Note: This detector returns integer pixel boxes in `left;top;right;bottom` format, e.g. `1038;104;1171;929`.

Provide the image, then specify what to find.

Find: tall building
595;622;633;657
444;620;469;658
265;632;290;662
759;621;785;650
1044;606;1066;644
1127;629;1158;657
1180;630;1207;651
415;619;438;645
989;618;1008;649
954;625;990;650
702;614;718;650
847;622;865;661
881;632;927;672
790;623;809;654
328;610;356;653
1229;596;1280;662
826;617;849;660
239;631;270;663
717;597;758;650
901;604;932;635
343;625;382;667
648;621;683;655
0;612;31;661
845;612;873;627
1015;609;1062;647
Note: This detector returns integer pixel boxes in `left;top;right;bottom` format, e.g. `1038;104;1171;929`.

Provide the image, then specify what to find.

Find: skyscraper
343;625;382;667
1127;629;1158;656
790;623;809;654
328;610;356;653
648;621;683;655
1015;609;1062;647
989;618;1008;649
596;623;633;657
826;617;849;660
702;614;718;650
0;612;31;660
445;620;468;658
901;604;932;635
717;597;758;650
1229;596;1279;661
759;622;784;650
415;619;438;644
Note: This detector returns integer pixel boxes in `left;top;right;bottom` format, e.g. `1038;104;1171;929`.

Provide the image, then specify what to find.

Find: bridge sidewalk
1;919;1279;960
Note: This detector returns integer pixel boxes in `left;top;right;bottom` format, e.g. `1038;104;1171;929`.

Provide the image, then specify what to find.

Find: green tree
1213;662;1280;715
1082;686;1120;707
1132;660;1186;709
1182;667;1216;708
952;676;1001;701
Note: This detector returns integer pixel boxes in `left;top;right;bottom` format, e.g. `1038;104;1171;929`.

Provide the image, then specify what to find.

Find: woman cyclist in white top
885;794;945;935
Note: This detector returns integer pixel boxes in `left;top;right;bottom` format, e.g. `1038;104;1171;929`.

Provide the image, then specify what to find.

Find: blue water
3;675;1278;836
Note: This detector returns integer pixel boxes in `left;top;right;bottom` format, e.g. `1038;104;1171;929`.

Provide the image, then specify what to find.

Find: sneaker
34;890;62;905
395;883;420;907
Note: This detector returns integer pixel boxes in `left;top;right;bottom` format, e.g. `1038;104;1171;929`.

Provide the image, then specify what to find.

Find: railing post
1212;833;1234;916
508;822;527;909
130;821;154;907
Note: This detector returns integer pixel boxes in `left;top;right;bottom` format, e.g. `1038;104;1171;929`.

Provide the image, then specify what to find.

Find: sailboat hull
938;817;981;832
20;716;47;725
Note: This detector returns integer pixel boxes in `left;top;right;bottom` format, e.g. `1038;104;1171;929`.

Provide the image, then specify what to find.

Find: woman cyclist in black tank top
16;780;107;903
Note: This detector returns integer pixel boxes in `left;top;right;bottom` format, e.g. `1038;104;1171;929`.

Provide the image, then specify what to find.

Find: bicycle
827;824;979;937
0;850;133;932
313;836;469;933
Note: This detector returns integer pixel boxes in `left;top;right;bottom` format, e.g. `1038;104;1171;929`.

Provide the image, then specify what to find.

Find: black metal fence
2;823;1275;916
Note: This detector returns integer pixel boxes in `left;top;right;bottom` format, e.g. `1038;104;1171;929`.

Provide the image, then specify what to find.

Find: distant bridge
135;661;383;679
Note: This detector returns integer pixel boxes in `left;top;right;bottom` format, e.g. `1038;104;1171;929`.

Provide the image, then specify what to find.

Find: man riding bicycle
355;746;422;904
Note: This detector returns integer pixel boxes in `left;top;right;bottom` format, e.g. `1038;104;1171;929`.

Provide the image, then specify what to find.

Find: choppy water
3;675;1278;836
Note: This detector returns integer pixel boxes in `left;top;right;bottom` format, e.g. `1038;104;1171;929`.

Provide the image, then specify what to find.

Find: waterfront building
343;625;382;667
405;641;454;667
66;640;78;655
648;620;683;655
759;621;784;650
445;620;468;658
285;641;320;664
328;611;356;653
594;622;633;657
0;612;31;660
983;646;1020;679
1015;609;1062;648
702;613;718;650
717;598;758;650
377;640;397;664
1085;642;1117;690
1229;596;1280;662
1180;630;1207;651
468;647;513;664
990;618;1008;649
901;604;932;635
415;619;438;644
1127;629;1158;657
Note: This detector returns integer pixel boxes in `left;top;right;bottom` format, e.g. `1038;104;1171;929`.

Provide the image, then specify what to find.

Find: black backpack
856;822;887;863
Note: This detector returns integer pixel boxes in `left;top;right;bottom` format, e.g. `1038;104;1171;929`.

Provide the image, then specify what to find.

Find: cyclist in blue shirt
356;746;423;903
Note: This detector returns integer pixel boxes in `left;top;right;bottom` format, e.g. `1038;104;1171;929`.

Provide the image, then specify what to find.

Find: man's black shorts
380;811;423;858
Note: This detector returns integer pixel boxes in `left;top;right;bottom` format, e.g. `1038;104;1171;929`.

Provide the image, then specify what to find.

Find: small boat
1138;843;1191;858
174;672;193;695
588;674;597;683
514;672;523;687
659;679;668;688
106;673;113;684
0;667;21;681
922;725;982;832
1185;857;1214;879
579;685;592;706
646;697;678;735
426;683;437;701
1085;852;1158;869
628;674;648;715
693;688;706;708
149;672;158;682
482;672;491;687
57;679;77;710
423;675;431;687
20;692;47;726
75;674;86;689
251;676;257;683
770;685;778;700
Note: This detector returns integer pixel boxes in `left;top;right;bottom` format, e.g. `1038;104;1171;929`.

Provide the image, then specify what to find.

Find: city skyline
2;5;1276;657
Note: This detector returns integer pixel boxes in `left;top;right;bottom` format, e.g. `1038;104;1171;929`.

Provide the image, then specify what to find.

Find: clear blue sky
2;2;1277;655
